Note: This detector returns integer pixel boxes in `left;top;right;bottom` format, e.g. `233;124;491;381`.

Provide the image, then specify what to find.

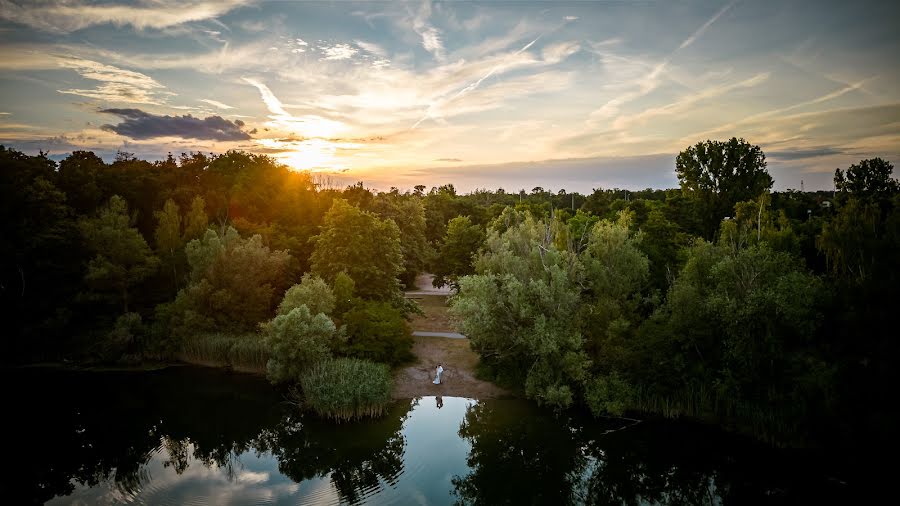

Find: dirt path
392;335;508;400
394;288;508;400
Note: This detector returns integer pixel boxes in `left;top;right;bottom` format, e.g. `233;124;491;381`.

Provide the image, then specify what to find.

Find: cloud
590;0;737;121
768;147;846;160
198;99;234;110
435;158;462;162
54;55;168;104
0;0;253;33
678;0;737;50
319;43;358;61
410;0;445;61
99;108;252;140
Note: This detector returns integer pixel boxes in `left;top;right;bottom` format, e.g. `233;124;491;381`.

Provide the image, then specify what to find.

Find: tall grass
179;333;269;373
630;384;802;445
299;358;393;421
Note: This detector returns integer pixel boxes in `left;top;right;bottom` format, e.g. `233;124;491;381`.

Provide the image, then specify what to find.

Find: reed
178;333;269;373
298;358;393;421
629;384;801;445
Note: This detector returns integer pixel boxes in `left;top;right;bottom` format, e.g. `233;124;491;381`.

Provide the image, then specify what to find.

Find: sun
277;139;340;171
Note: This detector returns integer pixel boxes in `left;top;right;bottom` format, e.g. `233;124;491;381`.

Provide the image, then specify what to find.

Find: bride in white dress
433;364;444;384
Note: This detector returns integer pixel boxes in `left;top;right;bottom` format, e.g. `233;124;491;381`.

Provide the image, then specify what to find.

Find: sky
1;0;898;192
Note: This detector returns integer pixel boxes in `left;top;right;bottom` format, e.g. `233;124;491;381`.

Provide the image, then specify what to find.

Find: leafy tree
453;213;588;409
372;192;430;287
79;196;159;313
834;157;898;203
154;199;183;290
265;305;336;384
182;195;209;241
278;273;336;316
432;216;484;289
311;199;403;301
340;301;414;365
676;138;773;238
166;226;292;333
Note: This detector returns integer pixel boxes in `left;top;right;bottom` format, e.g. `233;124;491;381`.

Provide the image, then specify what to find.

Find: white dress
433;366;444;384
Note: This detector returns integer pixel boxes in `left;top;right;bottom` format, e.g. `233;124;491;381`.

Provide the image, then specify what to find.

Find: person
433;363;444;385
436;396;443;409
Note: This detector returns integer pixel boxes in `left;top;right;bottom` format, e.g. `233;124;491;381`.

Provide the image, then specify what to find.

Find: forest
1;137;898;446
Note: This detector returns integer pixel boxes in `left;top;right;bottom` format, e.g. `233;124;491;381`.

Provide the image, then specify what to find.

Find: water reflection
2;367;857;505
451;400;854;505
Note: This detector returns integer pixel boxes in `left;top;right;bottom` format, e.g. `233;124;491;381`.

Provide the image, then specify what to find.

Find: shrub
340;301;414;366
299;358;393;421
265;305;337;384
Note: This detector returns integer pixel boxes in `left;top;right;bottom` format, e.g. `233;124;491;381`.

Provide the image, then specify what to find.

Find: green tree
432;215;484;289
833;157;898;203
452;213;588;409
79;195;159;312
676;138;773;238
154;199;183;290
278;273;336;316
166;226;292;333
265;305;336;384
182;195;208;241
340;301;414;365
311;199;403;301
372;192;430;288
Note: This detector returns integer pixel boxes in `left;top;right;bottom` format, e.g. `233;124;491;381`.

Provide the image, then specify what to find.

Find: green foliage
432;215;484;289
372;191;430;287
79;195;159;313
311;199;403;301
278;273;336;316
265;305;337;384
453;213;589;410
168;226;292;334
299;358;393;421
676;137;773;238
585;371;635;417
340;301;414;366
332;271;356;314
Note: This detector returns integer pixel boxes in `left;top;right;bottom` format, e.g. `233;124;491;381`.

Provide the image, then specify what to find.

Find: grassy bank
178;333;269;374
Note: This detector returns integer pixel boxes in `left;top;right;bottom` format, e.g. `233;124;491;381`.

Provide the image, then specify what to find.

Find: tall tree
432;215;484;289
79;195;159;313
676;137;773;238
311;199;403;301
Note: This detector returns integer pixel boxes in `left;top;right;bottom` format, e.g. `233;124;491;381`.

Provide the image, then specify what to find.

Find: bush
341;301;414;366
299;358;393;421
265;305;337;384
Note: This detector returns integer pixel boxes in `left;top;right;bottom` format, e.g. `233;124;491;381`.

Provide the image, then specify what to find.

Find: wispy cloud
56;56;168;104
590;0;738;120
410;0;445;61
0;0;253;34
198;99;234;110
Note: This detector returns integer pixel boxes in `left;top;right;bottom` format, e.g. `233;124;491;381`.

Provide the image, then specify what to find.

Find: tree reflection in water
452;400;853;505
4;367;409;505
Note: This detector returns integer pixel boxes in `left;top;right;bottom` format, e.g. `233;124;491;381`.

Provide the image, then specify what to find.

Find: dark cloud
768;147;846;161
99;108;252;141
435;158;463;162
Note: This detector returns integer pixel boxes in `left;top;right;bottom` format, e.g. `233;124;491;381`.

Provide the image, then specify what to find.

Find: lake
3;366;858;504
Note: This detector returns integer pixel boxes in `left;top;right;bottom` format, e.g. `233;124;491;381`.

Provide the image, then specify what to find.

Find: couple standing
433;364;444;384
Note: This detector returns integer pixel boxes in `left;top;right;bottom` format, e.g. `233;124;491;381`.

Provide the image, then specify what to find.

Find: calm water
2;367;860;505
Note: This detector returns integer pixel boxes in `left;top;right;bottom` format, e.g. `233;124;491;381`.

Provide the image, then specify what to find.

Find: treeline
2;139;898;442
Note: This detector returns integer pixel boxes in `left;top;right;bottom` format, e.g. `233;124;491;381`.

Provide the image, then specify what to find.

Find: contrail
411;35;542;129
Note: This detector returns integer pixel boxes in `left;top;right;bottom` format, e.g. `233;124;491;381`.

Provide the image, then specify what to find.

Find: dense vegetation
2;139;897;444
